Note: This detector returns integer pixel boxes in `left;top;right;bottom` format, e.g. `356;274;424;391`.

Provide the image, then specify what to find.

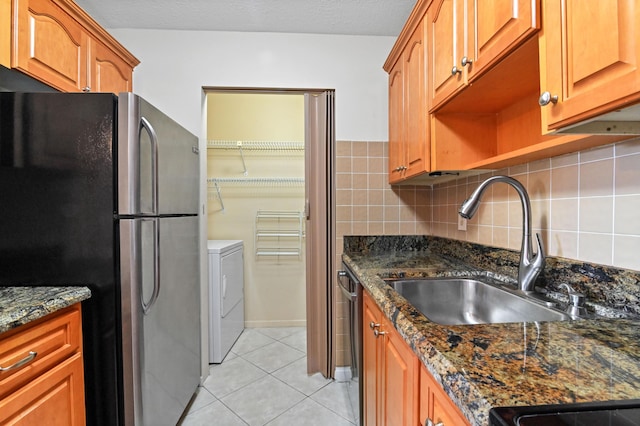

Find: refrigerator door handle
142;219;160;314
140;117;159;215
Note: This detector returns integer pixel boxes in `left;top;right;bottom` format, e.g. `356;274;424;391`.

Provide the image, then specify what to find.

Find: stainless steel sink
388;277;573;325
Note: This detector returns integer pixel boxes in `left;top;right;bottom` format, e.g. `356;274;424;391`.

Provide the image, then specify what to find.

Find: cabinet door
432;392;469;426
13;0;89;91
0;305;82;399
89;38;133;93
541;0;640;131
428;0;466;108
380;317;419;426
420;364;469;426
469;0;539;79
419;364;429;426
388;59;405;183
362;291;381;426
0;352;85;425
403;20;430;179
1;0;10;67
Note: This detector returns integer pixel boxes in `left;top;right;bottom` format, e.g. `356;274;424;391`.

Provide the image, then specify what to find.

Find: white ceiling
74;0;417;37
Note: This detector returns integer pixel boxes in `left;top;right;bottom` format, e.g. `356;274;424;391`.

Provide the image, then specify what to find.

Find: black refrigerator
0;92;201;426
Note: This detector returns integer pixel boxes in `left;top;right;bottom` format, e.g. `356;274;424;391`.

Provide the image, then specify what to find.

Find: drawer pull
0;351;38;372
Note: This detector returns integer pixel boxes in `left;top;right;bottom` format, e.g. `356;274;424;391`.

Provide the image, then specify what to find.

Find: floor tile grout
180;327;358;426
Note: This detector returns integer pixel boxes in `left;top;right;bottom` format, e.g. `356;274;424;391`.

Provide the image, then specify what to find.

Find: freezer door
118;93;199;216
120;216;201;426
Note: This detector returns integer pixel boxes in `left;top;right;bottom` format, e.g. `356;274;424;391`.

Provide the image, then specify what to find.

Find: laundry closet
206;92;306;328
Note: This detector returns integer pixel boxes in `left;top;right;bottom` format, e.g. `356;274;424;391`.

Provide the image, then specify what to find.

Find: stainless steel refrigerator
0;92;201;426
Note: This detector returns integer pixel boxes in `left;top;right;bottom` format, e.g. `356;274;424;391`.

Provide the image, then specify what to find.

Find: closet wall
206;92;306;327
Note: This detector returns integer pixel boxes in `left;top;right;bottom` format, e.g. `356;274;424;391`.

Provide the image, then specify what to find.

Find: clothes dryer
207;240;244;363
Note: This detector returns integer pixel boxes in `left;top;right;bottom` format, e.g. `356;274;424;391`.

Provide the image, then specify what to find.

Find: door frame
202;86;336;378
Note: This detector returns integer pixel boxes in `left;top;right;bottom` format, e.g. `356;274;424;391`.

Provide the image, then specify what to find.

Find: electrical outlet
458;215;467;231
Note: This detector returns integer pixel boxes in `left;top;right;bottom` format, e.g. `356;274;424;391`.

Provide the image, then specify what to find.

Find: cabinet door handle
426;418;444;426
451;65;462;75
0;351;37;372
82;86;91;92
461;56;473;67
373;329;386;338
539;91;559;106
369;322;380;329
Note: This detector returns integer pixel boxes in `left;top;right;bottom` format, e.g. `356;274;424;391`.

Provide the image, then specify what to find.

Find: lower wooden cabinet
381;316;420;425
0;304;86;425
363;290;382;425
0;353;85;425
363;290;419;425
419;364;469;426
363;290;469;426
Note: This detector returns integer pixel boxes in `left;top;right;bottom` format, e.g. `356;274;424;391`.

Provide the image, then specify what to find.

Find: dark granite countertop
0;287;91;334
344;237;640;426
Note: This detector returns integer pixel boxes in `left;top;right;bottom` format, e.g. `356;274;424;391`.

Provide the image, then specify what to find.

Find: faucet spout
459;175;545;292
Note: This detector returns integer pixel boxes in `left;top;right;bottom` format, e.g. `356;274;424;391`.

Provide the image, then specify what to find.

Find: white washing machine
207;240;244;363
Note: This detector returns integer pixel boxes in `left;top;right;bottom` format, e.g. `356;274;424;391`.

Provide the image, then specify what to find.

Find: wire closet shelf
207;140;305;151
207;177;304;211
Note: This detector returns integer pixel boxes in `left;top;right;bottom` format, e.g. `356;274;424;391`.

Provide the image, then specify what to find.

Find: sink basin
388;277;572;325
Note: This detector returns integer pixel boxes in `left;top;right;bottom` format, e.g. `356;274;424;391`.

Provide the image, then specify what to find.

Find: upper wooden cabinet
1;0;10;67
386;0;632;180
403;21;430;180
388;59;405;183
428;0;539;109
539;0;640;132
90;38;133;92
471;0;539;78
428;0;467;108
388;19;430;183
13;0;88;91
6;0;138;93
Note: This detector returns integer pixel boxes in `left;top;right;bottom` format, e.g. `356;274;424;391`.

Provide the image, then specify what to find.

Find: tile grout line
182;327;357;425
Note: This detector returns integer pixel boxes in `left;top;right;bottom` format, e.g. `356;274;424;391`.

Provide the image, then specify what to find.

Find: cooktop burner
490;400;640;426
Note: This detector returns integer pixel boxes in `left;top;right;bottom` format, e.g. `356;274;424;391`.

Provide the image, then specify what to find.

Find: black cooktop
490;400;640;426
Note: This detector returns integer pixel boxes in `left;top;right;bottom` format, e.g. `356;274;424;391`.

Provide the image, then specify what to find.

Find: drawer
0;352;85;425
0;304;82;398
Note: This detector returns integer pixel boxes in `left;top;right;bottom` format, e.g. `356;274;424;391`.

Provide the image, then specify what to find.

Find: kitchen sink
387;277;573;325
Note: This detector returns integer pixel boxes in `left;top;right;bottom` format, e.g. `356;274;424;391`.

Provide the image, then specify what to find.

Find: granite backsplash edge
343;235;640;318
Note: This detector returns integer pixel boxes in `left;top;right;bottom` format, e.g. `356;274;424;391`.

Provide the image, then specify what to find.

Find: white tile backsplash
336;138;640;272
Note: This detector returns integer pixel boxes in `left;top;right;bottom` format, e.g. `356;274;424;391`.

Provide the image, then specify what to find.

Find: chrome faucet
459;175;545;293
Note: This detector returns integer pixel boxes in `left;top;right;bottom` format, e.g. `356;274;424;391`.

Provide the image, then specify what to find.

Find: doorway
204;88;335;378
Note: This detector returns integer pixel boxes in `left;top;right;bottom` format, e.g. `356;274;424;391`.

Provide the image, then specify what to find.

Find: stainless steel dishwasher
338;263;363;426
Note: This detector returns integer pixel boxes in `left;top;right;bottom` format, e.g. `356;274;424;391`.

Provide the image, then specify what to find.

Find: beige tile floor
179;327;359;426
